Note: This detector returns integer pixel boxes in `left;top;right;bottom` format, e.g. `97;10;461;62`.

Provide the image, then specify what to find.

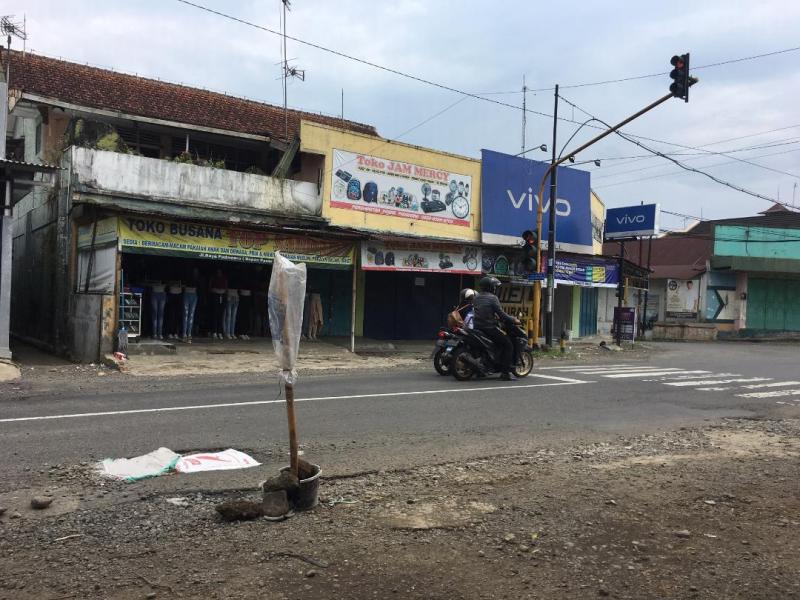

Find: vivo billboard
480;149;593;254
605;203;660;239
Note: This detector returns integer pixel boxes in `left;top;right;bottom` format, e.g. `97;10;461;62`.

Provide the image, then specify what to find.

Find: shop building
300;121;483;340
4;50;376;360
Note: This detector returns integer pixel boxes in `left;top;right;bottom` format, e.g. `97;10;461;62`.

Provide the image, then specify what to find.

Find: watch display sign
331;149;473;227
362;241;482;275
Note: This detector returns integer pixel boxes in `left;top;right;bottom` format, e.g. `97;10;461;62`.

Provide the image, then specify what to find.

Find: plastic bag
268;251;307;372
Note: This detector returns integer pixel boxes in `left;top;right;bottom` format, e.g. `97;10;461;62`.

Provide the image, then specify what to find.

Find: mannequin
224;285;240;340
166;280;183;339
149;281;166;340
308;292;324;340
182;267;200;343
238;284;252;340
253;267;269;336
209;267;227;339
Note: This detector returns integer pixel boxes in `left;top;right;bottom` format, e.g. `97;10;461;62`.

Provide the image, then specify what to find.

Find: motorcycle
431;327;463;376
450;322;534;381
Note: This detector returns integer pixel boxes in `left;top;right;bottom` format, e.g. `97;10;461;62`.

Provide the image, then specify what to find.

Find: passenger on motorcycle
473;276;520;381
458;288;475;330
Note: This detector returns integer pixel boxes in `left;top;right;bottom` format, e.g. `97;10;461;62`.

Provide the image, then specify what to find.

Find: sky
12;0;800;230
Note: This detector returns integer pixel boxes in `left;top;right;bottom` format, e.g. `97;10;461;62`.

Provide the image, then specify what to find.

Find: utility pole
544;84;559;348
521;76;527;155
616;241;625;346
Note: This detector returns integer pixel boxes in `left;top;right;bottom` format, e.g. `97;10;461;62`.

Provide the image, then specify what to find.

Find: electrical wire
559;94;800;180
174;0;799;155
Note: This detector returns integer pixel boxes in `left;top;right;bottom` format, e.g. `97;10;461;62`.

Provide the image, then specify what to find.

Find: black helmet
459;288;476;305
478;276;501;293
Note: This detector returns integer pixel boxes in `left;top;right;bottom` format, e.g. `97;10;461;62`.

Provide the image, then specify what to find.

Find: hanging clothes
308;292;324;340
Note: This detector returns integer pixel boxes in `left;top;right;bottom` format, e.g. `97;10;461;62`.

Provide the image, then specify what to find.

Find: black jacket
472;292;515;330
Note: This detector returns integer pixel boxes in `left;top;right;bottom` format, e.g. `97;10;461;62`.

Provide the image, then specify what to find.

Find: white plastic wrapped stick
268;252;307;383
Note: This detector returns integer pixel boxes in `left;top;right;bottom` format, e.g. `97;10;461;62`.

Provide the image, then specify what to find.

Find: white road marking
696;387;732;391
540;365;642;372
740;381;800;389
665;378;771;387
604;370;709;378
737;388;800;399
0;375;587;424
568;367;684;375
652;373;740;380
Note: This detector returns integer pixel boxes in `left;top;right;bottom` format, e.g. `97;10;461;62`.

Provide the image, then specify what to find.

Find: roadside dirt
1;416;798;599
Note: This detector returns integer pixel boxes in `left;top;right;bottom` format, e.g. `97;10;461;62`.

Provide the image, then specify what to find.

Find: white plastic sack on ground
174;449;260;474
268;251;307;374
98;447;180;482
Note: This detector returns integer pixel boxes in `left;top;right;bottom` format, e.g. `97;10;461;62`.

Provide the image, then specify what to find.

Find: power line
174;0;799;157
558;97;798;209
559;94;800;180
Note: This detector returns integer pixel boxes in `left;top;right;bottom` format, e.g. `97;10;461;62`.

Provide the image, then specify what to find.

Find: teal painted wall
714;225;800;259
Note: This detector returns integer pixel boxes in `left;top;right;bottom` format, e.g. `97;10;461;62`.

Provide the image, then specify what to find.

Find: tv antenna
1;15;27;81
280;1;305;142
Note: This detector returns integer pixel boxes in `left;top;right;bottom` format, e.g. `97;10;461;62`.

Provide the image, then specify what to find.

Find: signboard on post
613;306;637;342
605;204;660;239
480;149;593;253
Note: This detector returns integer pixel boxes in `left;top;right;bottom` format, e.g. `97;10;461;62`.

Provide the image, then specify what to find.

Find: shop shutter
748;278;800;332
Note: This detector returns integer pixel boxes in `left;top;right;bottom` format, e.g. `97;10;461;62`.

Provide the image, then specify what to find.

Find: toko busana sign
330;149;473;228
480;149;593;253
604;204;661;239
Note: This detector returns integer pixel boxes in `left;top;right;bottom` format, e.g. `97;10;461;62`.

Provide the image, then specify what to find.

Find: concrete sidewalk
118;336;430;377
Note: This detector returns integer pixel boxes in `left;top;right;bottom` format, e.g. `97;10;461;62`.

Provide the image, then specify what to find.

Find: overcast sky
14;0;800;229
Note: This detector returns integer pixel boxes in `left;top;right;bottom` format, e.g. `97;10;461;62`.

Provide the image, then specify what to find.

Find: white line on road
653;373;740;380
603;370;709;378
665;378;771;387
559;367;684;375
539;364;640;372
0;375;587;424
739;381;800;389
737;388;800;399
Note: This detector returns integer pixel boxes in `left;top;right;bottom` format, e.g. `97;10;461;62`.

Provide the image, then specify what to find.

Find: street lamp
516;143;549;157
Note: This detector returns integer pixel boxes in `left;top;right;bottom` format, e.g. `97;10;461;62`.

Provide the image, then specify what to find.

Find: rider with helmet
473;276;520;380
458;288;475;329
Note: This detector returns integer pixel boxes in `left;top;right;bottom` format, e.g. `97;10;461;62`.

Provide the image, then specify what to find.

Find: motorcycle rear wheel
433;348;450;376
513;350;534;378
451;348;476;381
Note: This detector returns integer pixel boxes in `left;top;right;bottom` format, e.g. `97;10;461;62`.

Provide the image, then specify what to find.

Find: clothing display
149;283;166;339
308;292;324;340
223;289;240;339
238;289;253;339
165;283;183;338
182;287;198;340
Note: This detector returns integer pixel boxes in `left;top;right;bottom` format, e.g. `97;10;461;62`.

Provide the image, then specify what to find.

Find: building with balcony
3;49;377;360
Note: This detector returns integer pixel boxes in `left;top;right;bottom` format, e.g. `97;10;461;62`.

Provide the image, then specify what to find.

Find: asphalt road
2;341;799;489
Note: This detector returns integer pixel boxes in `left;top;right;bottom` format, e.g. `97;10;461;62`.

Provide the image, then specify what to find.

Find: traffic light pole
544;85;559;348
531;91;675;344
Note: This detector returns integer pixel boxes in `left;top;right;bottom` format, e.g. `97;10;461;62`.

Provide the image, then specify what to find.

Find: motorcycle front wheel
451;348;476;381
513;350;534;378
433;348;450;376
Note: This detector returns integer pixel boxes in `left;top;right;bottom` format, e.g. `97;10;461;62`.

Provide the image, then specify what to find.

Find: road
2;341;798;488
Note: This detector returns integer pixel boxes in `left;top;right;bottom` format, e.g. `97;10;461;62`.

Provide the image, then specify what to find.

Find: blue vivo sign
605;204;661;239
480;149;593;253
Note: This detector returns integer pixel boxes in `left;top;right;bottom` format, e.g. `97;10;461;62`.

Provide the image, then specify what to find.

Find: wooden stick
285;382;299;477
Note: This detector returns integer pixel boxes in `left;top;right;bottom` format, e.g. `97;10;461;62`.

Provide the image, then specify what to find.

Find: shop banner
666;278;699;319
480;149;592;252
331;149;473;227
119;217;354;267
482;249;618;288
361;240;481;275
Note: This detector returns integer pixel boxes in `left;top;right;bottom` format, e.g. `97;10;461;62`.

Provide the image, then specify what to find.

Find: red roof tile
3;50;378;141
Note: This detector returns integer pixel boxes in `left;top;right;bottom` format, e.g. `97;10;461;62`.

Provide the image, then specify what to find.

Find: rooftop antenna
793;182;798;207
1;15;27;81
280;0;305;142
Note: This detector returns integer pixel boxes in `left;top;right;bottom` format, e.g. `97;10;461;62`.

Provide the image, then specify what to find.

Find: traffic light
521;230;537;273
669;53;691;102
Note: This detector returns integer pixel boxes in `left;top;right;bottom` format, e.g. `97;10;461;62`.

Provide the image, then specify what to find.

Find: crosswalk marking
604;370;708;378
655;373;740;380
665;378;771;387
737;388;800;399
740;381;800;389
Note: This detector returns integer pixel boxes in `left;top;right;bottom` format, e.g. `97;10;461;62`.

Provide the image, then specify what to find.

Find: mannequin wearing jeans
182;268;200;343
149;282;167;340
209;268;227;339
223;288;240;339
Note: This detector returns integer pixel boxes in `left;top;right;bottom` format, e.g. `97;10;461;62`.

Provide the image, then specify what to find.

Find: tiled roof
3;50;378;141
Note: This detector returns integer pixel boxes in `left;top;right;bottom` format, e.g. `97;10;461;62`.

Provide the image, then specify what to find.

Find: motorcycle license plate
445;346;454;353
